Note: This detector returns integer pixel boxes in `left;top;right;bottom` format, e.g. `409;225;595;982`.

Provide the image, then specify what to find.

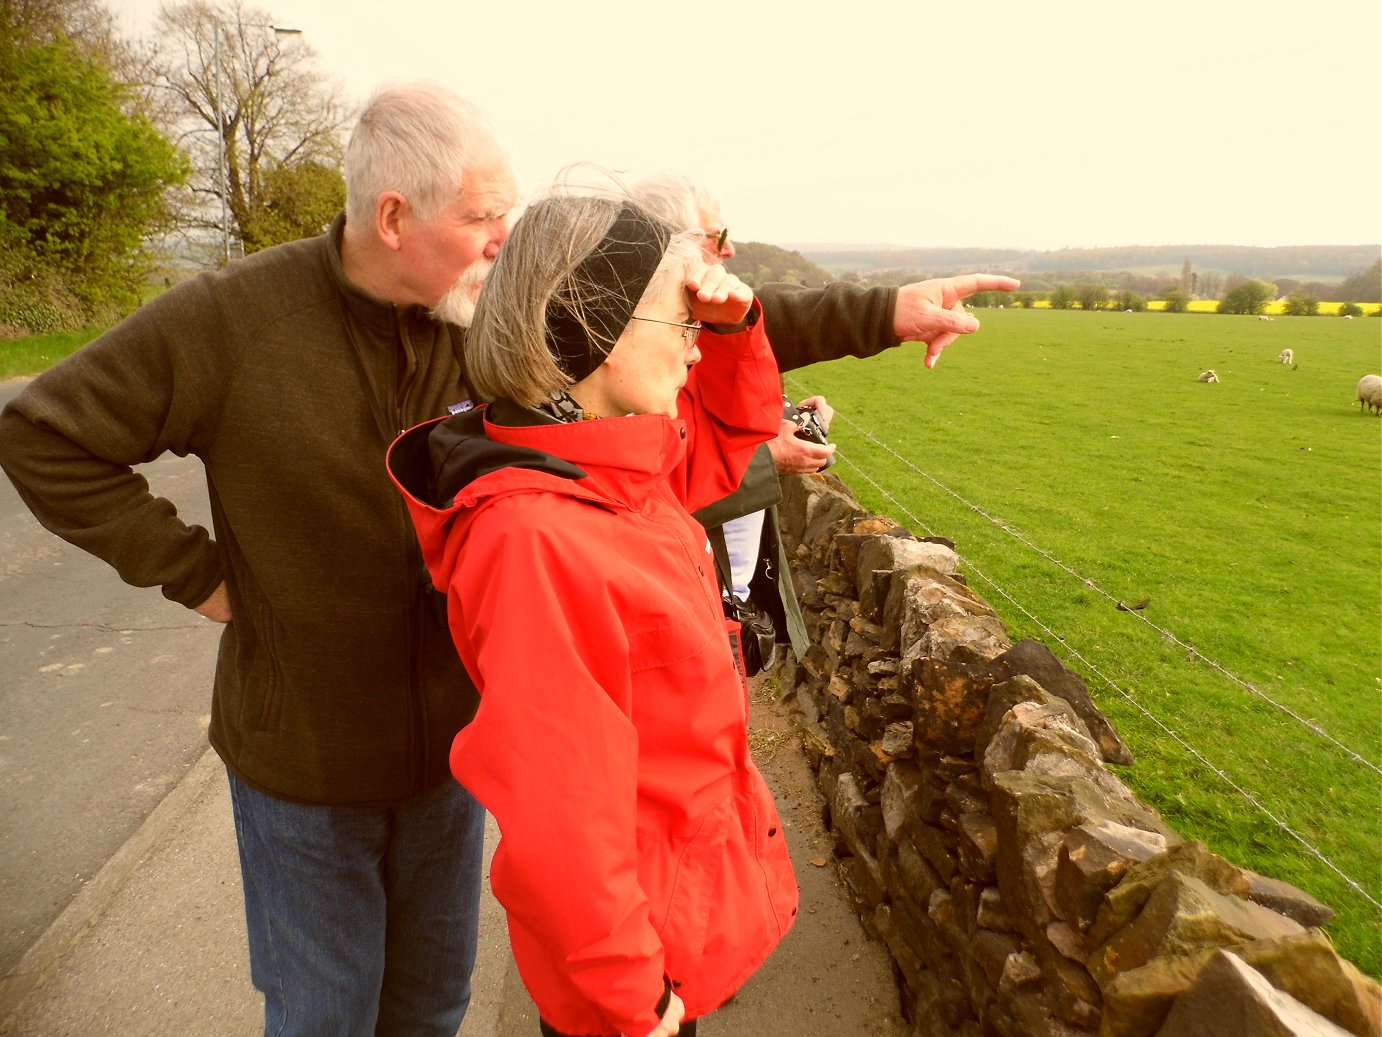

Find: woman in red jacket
388;192;798;1037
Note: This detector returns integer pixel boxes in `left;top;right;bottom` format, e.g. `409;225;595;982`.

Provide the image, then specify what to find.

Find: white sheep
1197;370;1219;383
1358;375;1382;414
1279;349;1294;364
1258;315;1274;322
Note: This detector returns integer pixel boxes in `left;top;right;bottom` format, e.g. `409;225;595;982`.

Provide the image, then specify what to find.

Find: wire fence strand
801;388;1381;777
824;443;1382;913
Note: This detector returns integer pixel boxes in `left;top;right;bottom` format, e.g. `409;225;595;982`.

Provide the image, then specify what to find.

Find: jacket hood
389;399;692;515
387;399;693;606
390;400;588;510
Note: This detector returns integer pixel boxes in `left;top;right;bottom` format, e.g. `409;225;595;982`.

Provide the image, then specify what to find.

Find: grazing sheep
1358;375;1382;414
1258;315;1274;322
1279;349;1294;364
1197;370;1219;383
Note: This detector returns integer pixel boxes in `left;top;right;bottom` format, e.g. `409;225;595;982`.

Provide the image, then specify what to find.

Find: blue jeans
228;771;486;1037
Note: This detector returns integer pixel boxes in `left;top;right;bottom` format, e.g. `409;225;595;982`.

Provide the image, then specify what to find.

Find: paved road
0;377;223;977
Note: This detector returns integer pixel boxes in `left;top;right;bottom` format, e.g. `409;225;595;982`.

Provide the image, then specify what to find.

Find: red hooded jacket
388;319;798;1036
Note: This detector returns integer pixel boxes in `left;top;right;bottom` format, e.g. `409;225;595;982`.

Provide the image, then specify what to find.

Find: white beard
430;260;493;328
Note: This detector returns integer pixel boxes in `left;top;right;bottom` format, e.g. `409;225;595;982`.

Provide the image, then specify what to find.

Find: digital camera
782;397;833;468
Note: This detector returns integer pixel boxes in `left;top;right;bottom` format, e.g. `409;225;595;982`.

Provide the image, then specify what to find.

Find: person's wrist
704;299;760;335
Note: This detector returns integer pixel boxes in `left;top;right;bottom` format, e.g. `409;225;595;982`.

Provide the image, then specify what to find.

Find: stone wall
768;471;1380;1037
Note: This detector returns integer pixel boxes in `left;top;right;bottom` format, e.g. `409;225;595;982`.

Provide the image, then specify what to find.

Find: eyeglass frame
629;316;702;346
697;227;730;253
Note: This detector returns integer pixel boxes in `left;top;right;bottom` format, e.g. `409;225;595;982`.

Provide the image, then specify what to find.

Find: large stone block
945;774;989;817
916;770;949;825
990;639;1132;764
889;569;1004;668
791;471;871;551
911;654;1001;755
1088;872;1305;989
1037;943;1103;1030
988;705;1140;815
989;770;1086;934
830;771;873;858
1242;870;1336;929
872;903;929;996
1099;951;1213;1037
1056;820;1170;933
972;929;1023;988
893;835;946;905
1236;929;1382;1037
957;811;999;884
847;843;888;909
1012;778;1174;941
854;532;961;590
1089;841;1250;949
908;963;975;1031
916;821;960;883
1154;949;1353;1036
893;888;949;973
948;874;983;937
859;568;896;629
881;760;925;841
912;614;1012;669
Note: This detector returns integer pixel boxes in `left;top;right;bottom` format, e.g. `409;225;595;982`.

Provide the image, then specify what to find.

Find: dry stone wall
769;471;1380;1037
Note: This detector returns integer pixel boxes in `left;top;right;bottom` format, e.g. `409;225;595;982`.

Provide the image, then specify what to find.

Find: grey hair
344;82;498;225
465;193;700;407
630;172;719;232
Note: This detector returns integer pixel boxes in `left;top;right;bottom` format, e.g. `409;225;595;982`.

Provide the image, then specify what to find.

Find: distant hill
792;244;1379;282
724;241;835;289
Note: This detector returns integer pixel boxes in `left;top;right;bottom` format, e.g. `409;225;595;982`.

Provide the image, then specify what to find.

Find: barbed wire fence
784;375;1382;914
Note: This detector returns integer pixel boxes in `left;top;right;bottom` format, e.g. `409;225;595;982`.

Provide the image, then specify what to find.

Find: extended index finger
943;273;1022;303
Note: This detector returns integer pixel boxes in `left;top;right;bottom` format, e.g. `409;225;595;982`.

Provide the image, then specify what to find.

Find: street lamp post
211;21;302;264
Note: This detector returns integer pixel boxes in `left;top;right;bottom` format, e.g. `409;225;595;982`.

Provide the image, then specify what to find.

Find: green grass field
0;329;102;380
788;308;1382;975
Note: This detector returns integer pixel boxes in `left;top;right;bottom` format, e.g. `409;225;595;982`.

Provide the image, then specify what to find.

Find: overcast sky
114;0;1381;251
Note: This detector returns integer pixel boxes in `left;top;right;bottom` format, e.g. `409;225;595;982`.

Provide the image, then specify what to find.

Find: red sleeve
445;501;667;1037
673;299;781;512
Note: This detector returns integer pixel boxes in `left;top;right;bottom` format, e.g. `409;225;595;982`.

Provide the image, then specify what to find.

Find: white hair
629;172;720;233
344;82;499;226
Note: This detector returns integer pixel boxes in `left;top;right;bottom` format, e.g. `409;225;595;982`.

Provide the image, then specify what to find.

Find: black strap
706;524;735;602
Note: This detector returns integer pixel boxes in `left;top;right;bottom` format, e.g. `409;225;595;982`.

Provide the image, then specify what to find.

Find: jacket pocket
654;796;732;968
239;602;284;733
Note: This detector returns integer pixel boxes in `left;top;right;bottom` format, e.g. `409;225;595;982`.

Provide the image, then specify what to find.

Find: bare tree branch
139;0;352;261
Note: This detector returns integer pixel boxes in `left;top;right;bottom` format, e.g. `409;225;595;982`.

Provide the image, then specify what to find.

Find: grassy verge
788;308;1382;975
0;329;103;380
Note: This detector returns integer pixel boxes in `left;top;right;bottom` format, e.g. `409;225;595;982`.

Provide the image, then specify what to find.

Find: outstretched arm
756;274;1019;372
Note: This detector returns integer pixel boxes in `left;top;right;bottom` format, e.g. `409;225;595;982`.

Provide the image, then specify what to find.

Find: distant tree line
810;244;1378;281
828;255;1380;317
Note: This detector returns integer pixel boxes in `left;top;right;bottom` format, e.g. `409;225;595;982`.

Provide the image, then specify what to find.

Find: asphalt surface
0;376;909;1036
0;377;221;980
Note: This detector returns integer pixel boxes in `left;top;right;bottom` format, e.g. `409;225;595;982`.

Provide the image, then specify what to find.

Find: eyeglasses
699;227;730;252
630;316;702;346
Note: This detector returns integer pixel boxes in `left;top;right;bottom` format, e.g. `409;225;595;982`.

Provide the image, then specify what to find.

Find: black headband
545;205;671;383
